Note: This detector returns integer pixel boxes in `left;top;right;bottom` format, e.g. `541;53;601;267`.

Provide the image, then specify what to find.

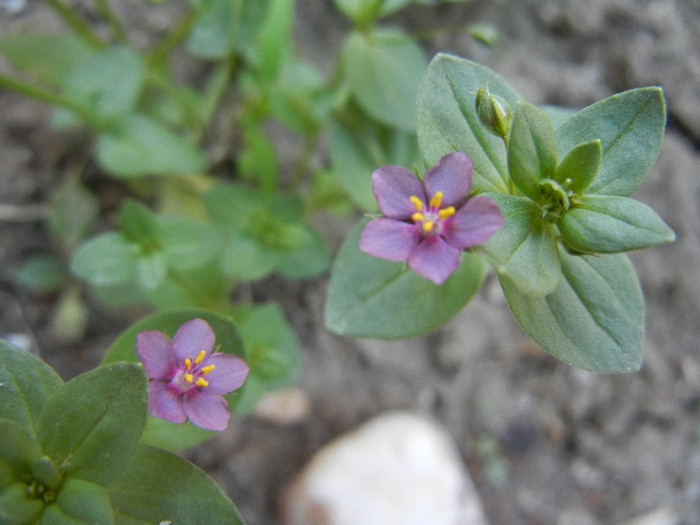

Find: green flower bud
475;84;513;139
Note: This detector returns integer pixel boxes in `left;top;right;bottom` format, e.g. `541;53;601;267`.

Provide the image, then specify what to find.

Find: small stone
282;411;488;525
252;387;311;425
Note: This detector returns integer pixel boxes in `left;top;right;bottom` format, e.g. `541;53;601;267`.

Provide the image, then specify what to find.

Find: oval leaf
325;220;488;339
43;479;115;525
554;139;601;194
556;87;666;196
70;232;138;287
558;195;676;254
501;251;644;373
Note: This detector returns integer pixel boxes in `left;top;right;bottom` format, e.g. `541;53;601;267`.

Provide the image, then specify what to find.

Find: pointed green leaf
342;27;426;131
0;340;63;440
501;251;644;373
558;195;676;254
508;101;558;202
557;87;666;196
42;479;114;525
0;418;43;485
554;139;601;194
38;363;148;485
416;54;522;193
70;232;138;287
96;114;208;178
106;444;244;524
478;194;561;296
255;0;294;82
119;201;160;246
325;219;488;338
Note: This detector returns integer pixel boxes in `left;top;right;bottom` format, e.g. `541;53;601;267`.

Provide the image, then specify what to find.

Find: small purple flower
136;318;249;432
359;152;504;285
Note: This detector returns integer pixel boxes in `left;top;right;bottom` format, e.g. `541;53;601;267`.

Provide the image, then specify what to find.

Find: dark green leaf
0;482;44;524
554;139;601;194
325;219;488;338
42;479;114;525
106;444;244;524
0;340;63;440
38;363;148;485
70;233;138;287
416;54;522;193
342;28;426;131
507;101;558;202
0;418;42;484
558;195;676;254
501;252;644;373
556;87;666;196
119;201;160;246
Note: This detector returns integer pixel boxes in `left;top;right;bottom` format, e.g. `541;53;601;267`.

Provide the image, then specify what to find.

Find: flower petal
444;196;504;249
359;218;421;262
202;354;250;395
148;382;186;424
136;330;176;380
183;393;231;432
423;152;472;208
372;165;425;219
407;236;461;285
172;318;215;365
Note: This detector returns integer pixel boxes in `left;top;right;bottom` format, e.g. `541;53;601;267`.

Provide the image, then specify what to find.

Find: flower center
172;350;216;392
410;192;455;237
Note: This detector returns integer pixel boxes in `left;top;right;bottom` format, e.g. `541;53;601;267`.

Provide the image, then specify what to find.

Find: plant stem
45;0;106;49
93;0;128;43
146;10;198;67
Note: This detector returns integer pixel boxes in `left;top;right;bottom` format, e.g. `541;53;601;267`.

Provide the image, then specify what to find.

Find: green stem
0;73;103;129
45;0;105;49
146;10;198;67
93;0;128;43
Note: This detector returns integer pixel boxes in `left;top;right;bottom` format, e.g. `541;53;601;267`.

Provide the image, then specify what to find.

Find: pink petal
202;354;250;395
172;318;215;364
407;237;461;285
371;166;425;219
359;219;421;262
136;331;176;380
148;382;186;424
423;152;472;208
443;196;504;249
183;393;231;432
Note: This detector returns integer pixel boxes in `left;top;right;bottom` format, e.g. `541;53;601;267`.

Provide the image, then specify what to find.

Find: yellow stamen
184;358;192;371
422;221;434;233
184;373;194;383
429;191;443;209
438;206;456;220
409;196;423;211
194;350;206;365
201;364;216;375
412;212;425;222
195;377;209;388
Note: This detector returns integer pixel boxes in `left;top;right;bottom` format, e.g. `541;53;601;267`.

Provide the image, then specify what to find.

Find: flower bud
475;84;513;139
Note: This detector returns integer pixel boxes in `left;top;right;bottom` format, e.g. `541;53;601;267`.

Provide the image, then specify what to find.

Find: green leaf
41;479;114;525
62;46;145;122
102;309;247;451
276;228;330;279
0;340;63;440
70;233;138;287
159;217;221;272
558;195;676;254
554;139;601;194
478;194;561;295
255;0;294;82
333;0;382;24
0;482;44;524
15;255;68;294
119;201;160;246
106;444;244;524
230;303;302;413
416;54;522;193
501;251;644;373
325;220;488;338
342;28;427;131
96;114;209;178
37;363;148;485
507;101;558;201
136;252;168;291
220;233;280;281
186;0;241;59
0;34;96;88
0;418;43;485
49;179;99;247
556;87;666;196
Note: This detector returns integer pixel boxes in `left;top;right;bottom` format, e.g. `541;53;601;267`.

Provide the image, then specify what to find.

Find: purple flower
359;152;504;285
136;318;249;432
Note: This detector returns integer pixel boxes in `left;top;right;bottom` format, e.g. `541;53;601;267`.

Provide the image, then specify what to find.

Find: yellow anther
184;358;192;371
422;221;435;233
409;196;423;211
201;364;216;375
412;212;425;222
185;373;194;383
195;377;209;388
438;206;456;220
429;191;443;209
194;351;206;365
